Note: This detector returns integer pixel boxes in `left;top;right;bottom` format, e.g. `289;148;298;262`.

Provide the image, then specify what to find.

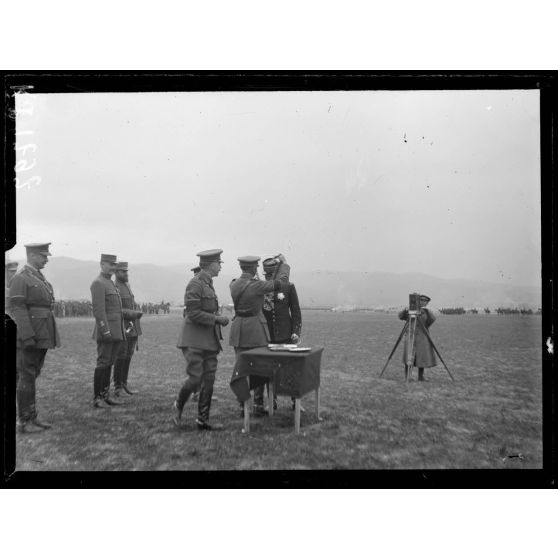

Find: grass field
13;309;542;471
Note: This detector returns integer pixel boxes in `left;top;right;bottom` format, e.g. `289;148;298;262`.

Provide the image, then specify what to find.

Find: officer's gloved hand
216;315;229;327
23;337;37;348
290;333;300;344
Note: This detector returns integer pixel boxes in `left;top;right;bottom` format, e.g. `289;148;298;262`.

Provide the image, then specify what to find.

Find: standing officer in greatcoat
260;256;302;410
398;294;437;381
9;243;60;433
5;260;19;318
229;254;290;417
173;249;230;431
113;261;143;397
90;254;125;407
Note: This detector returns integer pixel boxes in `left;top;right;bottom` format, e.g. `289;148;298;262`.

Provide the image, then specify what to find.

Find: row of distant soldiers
141;302;171;314
6;245;303;433
438;307;541;315
50;300;171;317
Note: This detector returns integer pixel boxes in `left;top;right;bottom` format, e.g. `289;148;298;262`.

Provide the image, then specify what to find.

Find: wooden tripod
379;311;454;381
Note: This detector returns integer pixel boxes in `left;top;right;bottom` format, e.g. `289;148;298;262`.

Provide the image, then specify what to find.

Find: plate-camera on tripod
379;292;454;382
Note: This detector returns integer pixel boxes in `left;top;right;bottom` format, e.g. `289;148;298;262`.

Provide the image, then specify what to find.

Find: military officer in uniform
186;265;204;403
90;254;126;407
5;260;19;317
229;254;290;417
260;256;303;410
398;294;437;381
9;243;60;433
113;261;143;397
173;249;229;431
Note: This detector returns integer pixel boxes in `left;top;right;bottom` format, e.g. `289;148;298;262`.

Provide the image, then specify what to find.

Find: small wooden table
230;346;324;434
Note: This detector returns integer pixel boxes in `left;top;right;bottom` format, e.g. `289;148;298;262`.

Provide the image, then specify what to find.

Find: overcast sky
8;89;540;286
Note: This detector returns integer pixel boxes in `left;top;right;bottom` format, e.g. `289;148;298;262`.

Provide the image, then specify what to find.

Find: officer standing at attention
186;265;204;403
173;249;229;431
90;254;126;408
9;243;60;433
229;254;290;417
113;261;143;397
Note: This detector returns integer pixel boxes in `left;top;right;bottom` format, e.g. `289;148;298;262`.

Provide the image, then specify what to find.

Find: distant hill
292;271;541;310
31;257;541;309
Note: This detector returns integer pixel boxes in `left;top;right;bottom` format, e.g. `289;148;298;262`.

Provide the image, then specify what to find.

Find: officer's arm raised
253;263;291;294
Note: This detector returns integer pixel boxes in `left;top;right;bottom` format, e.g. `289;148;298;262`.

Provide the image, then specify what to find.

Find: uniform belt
28;306;54;317
235;310;256;317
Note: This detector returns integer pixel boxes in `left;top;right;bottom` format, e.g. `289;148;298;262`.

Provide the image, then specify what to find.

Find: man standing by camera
10;243;60;433
398;294;437;381
90;254;126;407
173;249;229;431
229;254;290;417
113;261;143;397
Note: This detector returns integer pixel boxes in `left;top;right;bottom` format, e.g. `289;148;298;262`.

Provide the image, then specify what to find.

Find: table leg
315;387;320;420
294;398;301;434
268;381;274;417
243;400;250;433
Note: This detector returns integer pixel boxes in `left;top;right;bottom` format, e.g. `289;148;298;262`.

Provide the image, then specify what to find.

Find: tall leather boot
122;358;136;395
418;368;425;381
196;383;223;430
103;366;121;405
173;382;193;427
93;367;106;407
113;359;125;396
17;391;42;432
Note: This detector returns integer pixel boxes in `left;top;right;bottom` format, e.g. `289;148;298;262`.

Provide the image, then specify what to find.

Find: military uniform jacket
115;279;142;338
263;282;302;343
90;273;126;341
5;286;12;318
398;308;437;368
229;264;290;348
9;264;61;349
177;270;222;352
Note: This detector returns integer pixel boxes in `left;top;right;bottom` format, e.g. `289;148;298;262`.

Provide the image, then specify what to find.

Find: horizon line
8;254;541;290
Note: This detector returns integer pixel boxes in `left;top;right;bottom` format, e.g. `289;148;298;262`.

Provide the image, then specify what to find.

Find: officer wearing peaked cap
229;254;290;417
9;243;60;433
90;254;126;407
113;261;143;397
173;249;229;430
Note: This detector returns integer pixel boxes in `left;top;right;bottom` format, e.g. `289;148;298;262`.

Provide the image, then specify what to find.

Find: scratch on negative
546;337;553;354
